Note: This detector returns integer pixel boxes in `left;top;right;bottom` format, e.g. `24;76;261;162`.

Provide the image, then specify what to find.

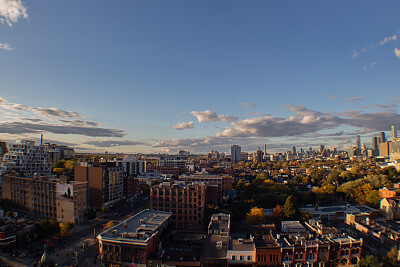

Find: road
0;198;149;266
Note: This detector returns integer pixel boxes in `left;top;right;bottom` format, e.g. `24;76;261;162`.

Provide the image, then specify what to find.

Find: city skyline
1;1;400;154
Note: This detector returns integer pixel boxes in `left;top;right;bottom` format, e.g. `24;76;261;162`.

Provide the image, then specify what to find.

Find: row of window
231;255;252;261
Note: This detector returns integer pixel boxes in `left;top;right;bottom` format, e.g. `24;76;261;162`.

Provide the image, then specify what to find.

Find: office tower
264;144;267;156
291;146;296;155
356;135;361;150
379;132;386;143
372;137;378;150
254;149;263;162
392;125;398;140
231;145;241;163
319;145;325;154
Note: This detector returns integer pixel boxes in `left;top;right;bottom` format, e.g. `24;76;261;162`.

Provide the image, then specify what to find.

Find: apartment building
150;181;209;231
1;174;87;224
74;162;123;207
179;174;233;200
0;140;51;177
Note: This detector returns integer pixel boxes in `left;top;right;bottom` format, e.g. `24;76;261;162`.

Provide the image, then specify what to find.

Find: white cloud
0;42;13;50
378;35;398;46
395;48;400;59
351;32;399;59
0;0;28;26
191;110;238;123
172;121;194;130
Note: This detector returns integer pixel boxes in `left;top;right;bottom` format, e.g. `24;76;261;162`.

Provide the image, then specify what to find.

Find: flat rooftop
99;209;172;242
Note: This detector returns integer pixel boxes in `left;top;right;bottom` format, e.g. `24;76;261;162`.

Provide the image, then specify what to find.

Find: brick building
97;209;172;267
179;174;233;200
150;181;211;231
75;162;123;207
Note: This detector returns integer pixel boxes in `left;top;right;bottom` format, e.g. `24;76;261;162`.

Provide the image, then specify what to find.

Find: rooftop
98;209;172;243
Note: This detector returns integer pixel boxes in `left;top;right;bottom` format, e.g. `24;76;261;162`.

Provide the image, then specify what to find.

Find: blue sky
1;0;400;154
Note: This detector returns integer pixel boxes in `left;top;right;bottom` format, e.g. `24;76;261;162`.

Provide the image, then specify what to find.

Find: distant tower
356;135;361;150
392;125;398;140
263;144;267;156
379;132;386;143
231;145;241;163
291;146;296;155
319;145;324;154
372;137;378;150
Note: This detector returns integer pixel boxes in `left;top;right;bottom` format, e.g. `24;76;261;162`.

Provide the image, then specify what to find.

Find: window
240;256;244;261
247;256;251;261
232;256;236;260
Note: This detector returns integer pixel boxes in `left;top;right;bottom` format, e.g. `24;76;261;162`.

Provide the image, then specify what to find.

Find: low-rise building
97;209;172;267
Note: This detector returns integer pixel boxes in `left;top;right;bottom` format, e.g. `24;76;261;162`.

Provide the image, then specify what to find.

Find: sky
0;0;400;154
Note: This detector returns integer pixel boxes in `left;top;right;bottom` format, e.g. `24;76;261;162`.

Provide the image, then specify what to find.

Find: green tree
359;255;380;267
283;196;297;220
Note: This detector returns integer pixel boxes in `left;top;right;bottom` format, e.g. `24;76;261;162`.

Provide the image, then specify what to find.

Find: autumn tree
104;221;115;230
246;207;266;224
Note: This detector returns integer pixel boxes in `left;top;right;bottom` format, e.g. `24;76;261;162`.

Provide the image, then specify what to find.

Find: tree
272;204;283;222
283;196;297;220
246;207;266;224
39;219;61;238
385;246;399;266
60;222;74;233
359;255;380;267
104;221;115;230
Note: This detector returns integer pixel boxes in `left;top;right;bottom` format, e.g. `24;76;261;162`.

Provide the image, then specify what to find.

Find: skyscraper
291;146;296;155
231;145;241;163
372;137;378;150
392;125;398;141
356;135;361;150
263;144;267;156
379;132;386;143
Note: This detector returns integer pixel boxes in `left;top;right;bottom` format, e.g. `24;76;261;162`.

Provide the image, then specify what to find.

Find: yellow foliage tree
246;207;266;224
104;221;115;230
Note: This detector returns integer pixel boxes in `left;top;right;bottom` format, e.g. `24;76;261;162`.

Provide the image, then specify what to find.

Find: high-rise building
392;125;398;141
372;137;378;150
319;145;325;154
253;149;264;162
379;132;386;143
291;146;296;155
231;145;241;163
263;144;267;156
75;162;124;207
356;135;361;150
